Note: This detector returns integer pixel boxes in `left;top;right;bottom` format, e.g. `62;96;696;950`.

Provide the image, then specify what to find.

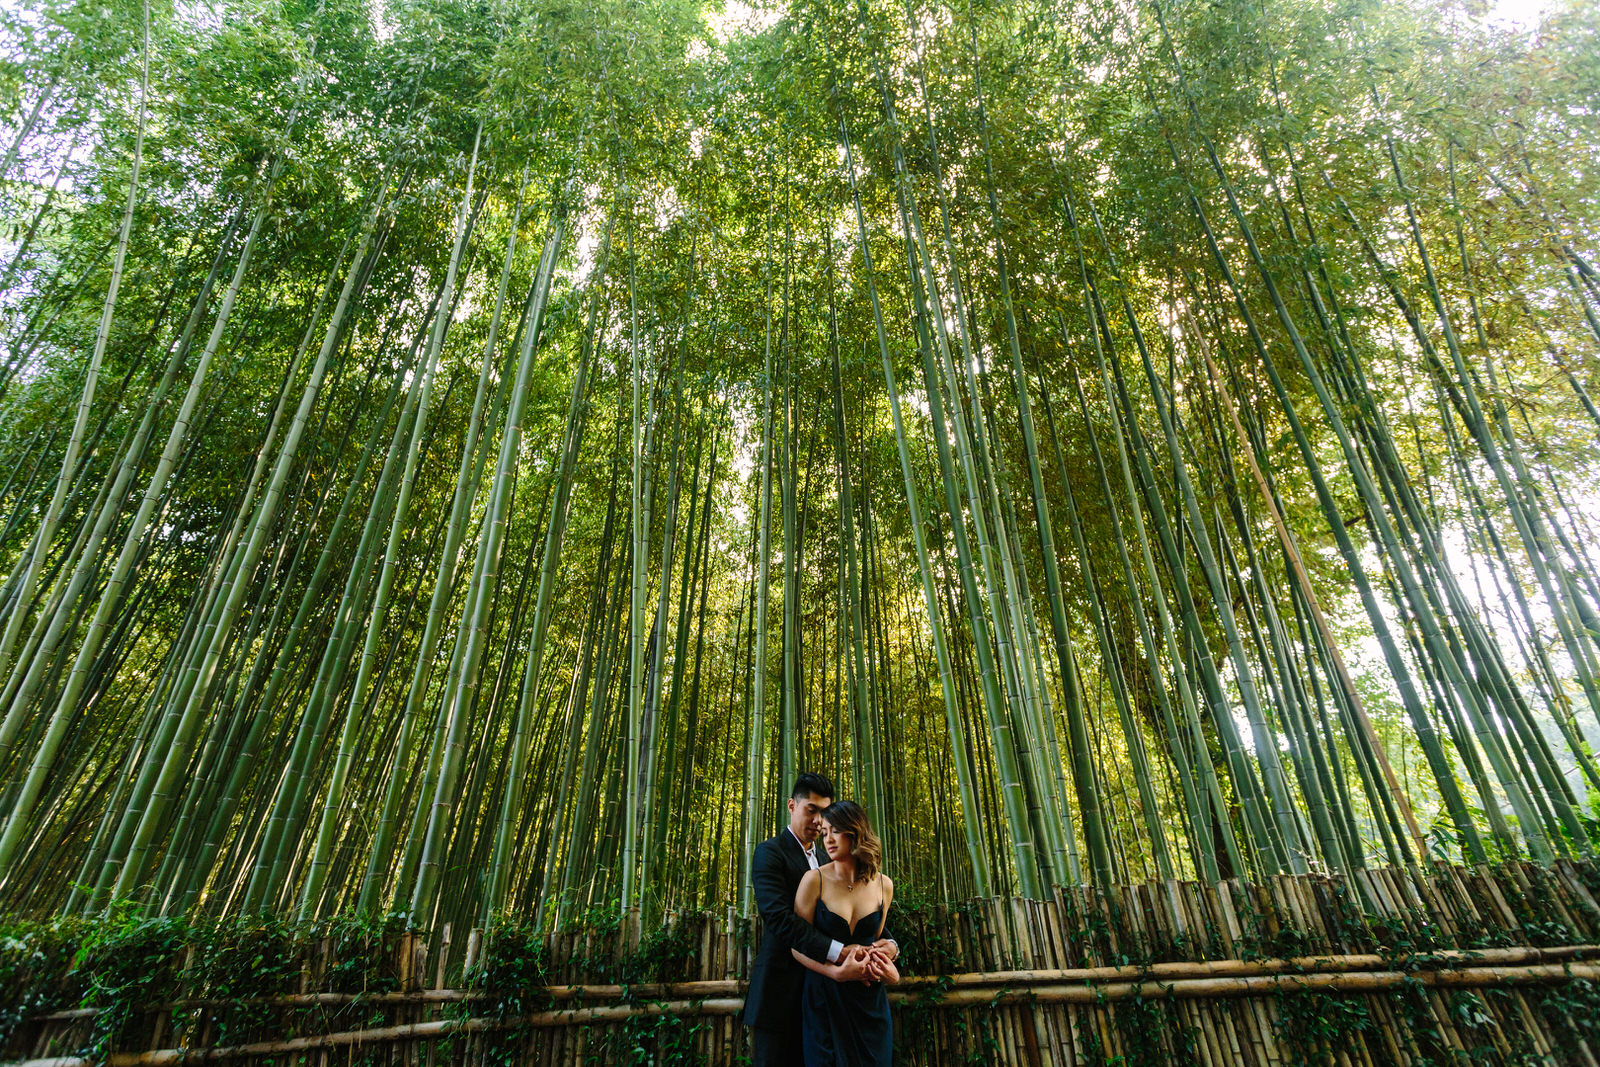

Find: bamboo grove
0;0;1596;935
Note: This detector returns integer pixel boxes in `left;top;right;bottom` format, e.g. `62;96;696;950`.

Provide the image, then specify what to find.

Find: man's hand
870;938;899;962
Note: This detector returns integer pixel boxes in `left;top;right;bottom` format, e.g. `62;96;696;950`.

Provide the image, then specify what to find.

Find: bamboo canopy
0;0;1595;932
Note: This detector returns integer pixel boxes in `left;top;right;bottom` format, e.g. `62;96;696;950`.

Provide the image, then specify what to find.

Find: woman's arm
791;946;843;980
869;877;900;984
794;870;820;925
788;873;869;981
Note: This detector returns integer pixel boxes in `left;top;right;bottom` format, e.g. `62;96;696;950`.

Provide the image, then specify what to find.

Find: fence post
434;923;452;990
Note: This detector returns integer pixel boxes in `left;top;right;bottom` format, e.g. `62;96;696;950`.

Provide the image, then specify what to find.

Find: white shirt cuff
826;940;844;964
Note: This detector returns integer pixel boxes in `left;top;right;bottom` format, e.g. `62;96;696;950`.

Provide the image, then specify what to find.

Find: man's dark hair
791;772;835;802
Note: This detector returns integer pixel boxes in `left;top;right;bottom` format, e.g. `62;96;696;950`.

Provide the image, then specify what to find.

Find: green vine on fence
75;909;188;1060
0;918;86;1051
1273;990;1374;1067
465;908;710;1066
175;914;297;1049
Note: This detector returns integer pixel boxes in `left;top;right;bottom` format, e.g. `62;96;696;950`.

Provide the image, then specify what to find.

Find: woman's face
821;819;854;862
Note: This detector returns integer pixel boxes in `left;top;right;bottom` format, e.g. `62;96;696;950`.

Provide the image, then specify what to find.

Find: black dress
799;897;893;1066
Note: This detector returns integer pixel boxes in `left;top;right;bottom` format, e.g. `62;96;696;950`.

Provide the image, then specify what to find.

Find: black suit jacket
743;830;835;1030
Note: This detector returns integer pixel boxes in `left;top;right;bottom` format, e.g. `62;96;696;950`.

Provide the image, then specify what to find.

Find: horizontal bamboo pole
16;958;1600;1067
892;943;1599;989
907;961;1600;1007
16;1000;754;1067
32;942;1597;1021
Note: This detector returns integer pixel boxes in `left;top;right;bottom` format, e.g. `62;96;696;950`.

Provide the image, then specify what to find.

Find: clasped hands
833;939;899;984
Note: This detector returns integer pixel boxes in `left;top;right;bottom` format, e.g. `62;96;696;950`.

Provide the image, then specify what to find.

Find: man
744;772;897;1067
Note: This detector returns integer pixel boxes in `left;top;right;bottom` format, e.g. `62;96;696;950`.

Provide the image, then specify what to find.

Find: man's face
787;791;832;845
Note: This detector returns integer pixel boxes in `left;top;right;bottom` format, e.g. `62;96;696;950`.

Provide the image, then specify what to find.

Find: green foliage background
0;0;1594;934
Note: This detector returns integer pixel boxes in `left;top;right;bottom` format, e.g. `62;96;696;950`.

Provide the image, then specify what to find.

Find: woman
790;800;899;1066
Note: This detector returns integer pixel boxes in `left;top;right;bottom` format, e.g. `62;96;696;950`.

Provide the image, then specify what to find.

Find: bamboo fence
8;861;1600;1065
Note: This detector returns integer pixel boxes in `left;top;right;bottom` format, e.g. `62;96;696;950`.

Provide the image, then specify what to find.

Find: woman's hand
792;945;873;983
828;945;897;985
861;946;900;985
834;947;875;983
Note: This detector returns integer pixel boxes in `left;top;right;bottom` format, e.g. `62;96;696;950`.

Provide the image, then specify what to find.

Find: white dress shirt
787;826;845;963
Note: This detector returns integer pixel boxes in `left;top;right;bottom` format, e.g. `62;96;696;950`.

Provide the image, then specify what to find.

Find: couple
744;772;901;1067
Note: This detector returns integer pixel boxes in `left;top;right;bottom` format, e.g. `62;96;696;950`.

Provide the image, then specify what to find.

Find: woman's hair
821;800;882;882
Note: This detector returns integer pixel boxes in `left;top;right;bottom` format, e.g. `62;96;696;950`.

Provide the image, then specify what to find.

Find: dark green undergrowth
0;909;407;1059
2;904;717;1063
462;907;711;1067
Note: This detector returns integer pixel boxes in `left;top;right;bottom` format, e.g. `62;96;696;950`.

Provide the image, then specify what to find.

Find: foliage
75;910;189;1059
0;918;86;1049
1273;991;1375;1067
0;0;1595;944
177;914;299;1048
